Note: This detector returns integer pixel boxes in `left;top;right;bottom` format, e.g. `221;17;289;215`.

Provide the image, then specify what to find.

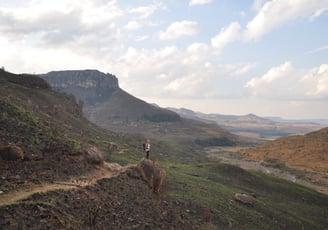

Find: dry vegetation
243;128;328;190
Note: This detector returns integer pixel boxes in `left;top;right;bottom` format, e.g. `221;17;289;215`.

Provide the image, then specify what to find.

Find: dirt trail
0;162;135;207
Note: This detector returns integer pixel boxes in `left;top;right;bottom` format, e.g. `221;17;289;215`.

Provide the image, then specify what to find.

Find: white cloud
243;0;328;41
135;35;149;42
303;64;328;97
0;0;123;56
113;43;256;101
305;45;328;55
159;20;199;40
211;22;241;50
187;42;209;53
189;0;213;6
252;0;268;12
129;2;165;18
183;43;209;65
124;21;141;30
232;63;256;76
80;0;123;25
310;7;328;21
245;62;328;99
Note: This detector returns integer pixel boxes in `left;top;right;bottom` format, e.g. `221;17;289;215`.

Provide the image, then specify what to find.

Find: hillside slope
243;127;328;189
0;69;121;192
0;69;200;228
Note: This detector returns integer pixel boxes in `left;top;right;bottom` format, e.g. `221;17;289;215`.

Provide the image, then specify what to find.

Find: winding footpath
0;162;135;207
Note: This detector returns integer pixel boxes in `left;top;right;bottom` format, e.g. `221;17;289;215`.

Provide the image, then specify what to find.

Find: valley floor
205;146;328;195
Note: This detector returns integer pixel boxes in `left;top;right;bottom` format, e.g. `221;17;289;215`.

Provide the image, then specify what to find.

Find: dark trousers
146;151;150;159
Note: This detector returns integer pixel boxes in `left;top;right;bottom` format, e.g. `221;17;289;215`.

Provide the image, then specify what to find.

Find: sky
0;0;327;119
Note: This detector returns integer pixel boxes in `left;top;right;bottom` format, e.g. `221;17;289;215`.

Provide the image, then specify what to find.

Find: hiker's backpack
143;143;146;151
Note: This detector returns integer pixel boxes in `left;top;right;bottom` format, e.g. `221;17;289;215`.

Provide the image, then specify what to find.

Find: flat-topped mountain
42;70;181;124
42;70;119;105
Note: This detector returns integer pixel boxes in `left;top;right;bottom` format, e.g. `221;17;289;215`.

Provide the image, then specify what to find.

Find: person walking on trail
143;139;151;159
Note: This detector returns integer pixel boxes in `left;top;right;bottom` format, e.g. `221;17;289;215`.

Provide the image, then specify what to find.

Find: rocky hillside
0;69;201;229
243;127;328;189
0;69;116;191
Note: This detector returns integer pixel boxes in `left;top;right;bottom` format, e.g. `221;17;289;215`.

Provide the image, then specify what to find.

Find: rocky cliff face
42;70;119;105
42;70;181;127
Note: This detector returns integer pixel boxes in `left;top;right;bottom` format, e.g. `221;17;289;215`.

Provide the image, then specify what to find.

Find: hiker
143;139;151;159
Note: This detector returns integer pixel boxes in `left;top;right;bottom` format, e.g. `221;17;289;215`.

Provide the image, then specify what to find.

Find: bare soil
0;162;133;206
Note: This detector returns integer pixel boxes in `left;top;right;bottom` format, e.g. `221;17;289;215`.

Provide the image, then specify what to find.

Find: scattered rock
104;162;122;172
233;193;256;206
136;159;166;193
0;144;24;161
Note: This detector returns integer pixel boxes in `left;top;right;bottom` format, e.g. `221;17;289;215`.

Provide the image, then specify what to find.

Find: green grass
109;137;328;229
162;161;328;229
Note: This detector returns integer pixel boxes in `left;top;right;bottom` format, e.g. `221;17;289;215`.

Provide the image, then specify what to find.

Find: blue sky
0;0;327;119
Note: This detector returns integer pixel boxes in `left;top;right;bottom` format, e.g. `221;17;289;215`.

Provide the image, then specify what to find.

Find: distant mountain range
168;108;326;139
42;70;326;141
265;116;328;125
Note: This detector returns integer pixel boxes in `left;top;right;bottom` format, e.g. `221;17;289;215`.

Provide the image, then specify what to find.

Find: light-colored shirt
145;143;150;151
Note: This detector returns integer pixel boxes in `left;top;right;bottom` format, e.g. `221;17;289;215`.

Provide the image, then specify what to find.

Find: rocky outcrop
136;159;166;193
42;70;119;105
0;144;24;161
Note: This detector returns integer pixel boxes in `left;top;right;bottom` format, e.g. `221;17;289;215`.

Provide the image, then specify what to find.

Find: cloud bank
0;0;327;118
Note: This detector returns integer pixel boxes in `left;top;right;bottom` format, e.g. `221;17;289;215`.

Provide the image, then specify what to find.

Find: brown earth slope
0;170;199;229
243;127;328;190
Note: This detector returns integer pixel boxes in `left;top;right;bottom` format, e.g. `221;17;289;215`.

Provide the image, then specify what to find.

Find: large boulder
233;193;256;206
0;144;24;161
84;145;104;164
136;159;166;193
